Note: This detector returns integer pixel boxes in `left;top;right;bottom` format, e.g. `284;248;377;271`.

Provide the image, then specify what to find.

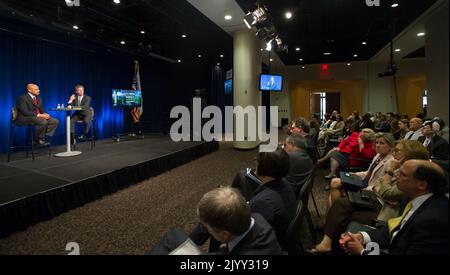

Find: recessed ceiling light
417;32;426;37
260;48;264;52
217;63;221;66
301;66;306;69
295;47;300;51
224;15;232;20
362;41;367;45
120;41;125;45
198;54;202;58
73;25;79;30
220;54;224;58
347;63;351;66
181;34;187;38
113;0;121;4
177;60;182;63
285;12;292;19
269;58;273;62
353;54;358;58
140;30;145;34
323;52;331;56
299;58;303;61
395;48;401;52
391;3;399;8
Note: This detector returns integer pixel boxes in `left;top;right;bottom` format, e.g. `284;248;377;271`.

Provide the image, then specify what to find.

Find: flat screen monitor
112;89;142;107
224;79;233;95
259;74;283;91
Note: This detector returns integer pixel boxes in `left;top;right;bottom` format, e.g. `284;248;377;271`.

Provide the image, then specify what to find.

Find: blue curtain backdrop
0;23;174;154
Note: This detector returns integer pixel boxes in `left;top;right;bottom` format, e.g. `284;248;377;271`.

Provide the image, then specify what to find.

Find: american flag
131;60;143;123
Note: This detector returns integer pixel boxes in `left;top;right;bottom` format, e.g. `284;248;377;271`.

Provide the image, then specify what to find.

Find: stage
0;134;218;238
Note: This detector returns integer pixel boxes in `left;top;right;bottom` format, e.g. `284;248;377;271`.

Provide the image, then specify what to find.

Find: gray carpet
0;141;329;255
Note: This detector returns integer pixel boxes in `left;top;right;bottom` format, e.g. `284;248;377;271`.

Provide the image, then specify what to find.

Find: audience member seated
282;135;314;196
394;119;409;140
403;117;423;140
374;113;390;133
290;118;318;162
196;149;296;250
318;114;345;157
433;117;449;142
340;160;449;255
326;133;395;210
150;187;284;255
310;140;429;253
317;127;376;180
359;113;375;131
418;120;449;165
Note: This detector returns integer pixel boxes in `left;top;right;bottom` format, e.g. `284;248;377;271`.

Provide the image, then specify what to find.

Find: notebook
340;172;368;191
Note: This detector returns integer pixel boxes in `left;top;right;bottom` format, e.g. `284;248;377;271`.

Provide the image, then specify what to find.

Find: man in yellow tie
339;160;449;255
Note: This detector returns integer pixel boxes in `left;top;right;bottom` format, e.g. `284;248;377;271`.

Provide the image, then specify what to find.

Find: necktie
363;157;381;184
406;132;413;140
423;138;431;148
388;201;413;235
33;97;40;114
78;97;81;106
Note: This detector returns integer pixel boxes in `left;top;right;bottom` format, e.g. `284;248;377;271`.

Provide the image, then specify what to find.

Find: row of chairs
285;168;320;255
7;107;97;162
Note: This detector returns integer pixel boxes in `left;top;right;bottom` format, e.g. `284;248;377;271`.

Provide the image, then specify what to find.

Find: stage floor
0;134;211;206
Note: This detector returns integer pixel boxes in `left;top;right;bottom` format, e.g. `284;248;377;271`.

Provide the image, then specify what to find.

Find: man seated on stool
16;83;59;146
68;84;92;142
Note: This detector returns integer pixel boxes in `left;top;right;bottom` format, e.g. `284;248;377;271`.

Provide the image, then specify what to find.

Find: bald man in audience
340;160;449;255
16;83;59;146
403;118;423;141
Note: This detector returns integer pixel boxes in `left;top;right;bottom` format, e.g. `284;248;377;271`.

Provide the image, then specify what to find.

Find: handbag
347;190;377;209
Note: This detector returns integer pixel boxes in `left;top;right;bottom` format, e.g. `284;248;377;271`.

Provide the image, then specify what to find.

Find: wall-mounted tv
112;89;142;107
259;74;283;91
224;79;233;95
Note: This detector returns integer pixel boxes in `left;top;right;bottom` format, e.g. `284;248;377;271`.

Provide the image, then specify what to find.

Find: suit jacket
70;95;92;117
284;151;314;194
418;135;449;161
16;93;45;123
230;213;284;255
355;154;394;189
249;179;296;248
368;195;449;255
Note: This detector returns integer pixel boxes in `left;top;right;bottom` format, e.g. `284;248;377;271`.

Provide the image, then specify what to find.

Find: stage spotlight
243;5;268;29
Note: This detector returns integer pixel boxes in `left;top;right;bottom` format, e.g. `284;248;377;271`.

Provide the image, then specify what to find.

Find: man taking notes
16;83;59;146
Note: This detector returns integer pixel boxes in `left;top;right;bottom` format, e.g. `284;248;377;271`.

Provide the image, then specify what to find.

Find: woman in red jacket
318;126;376;179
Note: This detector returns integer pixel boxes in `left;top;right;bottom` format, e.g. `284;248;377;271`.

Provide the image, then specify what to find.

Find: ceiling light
220;54;224;58
140;30;145;34
391;3;399;8
323;52;331;56
198;54;202;58
299;58;303;61
260;48;263;52
224;15;232;20
113;0;121;4
269;58;273;62
73;25;79;30
347;63;352;66
120;41;125;45
417;32;426;37
353;54;358;58
243;6;268;29
181;34;187;38
177;60;182;63
295;47;300;51
301;66;306;69
362;41;367;45
285;12;292;19
395;48;401;52
217;63;221;66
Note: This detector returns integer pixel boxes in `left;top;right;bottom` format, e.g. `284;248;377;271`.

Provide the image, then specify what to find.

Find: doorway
310;92;341;119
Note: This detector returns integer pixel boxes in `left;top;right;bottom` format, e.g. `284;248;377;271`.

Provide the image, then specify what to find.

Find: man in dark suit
340;160;449;255
16;83;59;146
418;120;449;162
68;84;92;141
282;134;314;196
290;118;318;163
197;186;284;255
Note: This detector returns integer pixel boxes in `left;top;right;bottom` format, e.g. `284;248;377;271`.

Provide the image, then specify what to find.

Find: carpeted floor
0;141;330;255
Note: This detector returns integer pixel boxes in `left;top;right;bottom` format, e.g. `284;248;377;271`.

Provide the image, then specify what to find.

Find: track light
243;5;268;29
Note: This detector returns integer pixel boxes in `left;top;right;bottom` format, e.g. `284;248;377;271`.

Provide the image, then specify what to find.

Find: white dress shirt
403;129;423;141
